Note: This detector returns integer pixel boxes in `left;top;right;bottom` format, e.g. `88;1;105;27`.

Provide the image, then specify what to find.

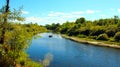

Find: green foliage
46;15;120;44
75;17;85;24
114;16;119;24
25;60;43;67
77;34;86;38
25;23;47;35
79;27;91;36
88;36;97;39
0;22;45;67
117;22;120;31
67;24;80;36
114;32;120;42
109;37;115;42
96;33;109;41
90;26;105;36
0;1;46;66
68;28;79;36
60;22;75;34
98;19;106;26
45;23;60;32
105;25;118;37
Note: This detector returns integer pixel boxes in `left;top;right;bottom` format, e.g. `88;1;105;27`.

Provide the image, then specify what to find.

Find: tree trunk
0;0;10;44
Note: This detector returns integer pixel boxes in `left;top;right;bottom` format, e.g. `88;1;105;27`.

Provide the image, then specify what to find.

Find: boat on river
49;35;53;38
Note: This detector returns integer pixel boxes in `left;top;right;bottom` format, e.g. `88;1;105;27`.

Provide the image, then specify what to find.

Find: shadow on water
27;33;120;67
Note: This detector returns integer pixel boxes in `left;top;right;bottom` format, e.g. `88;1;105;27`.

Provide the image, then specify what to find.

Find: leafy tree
75;17;85;24
60;22;75;34
47;15;120;43
45;23;60;32
0;0;44;67
105;25;118;37
90;26;105;36
114;32;120;42
0;0;10;44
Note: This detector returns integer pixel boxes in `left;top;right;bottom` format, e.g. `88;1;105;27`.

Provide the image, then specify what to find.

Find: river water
27;33;120;67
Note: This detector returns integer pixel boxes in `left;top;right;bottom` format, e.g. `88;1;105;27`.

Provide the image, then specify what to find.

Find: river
27;33;120;67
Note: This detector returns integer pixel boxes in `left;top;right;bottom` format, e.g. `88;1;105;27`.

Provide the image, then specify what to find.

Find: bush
96;33;109;41
79;27;91;36
114;32;120;42
77;34;86;38
90;26;105;36
68;28;80;36
105;25;118;37
88;36;97;39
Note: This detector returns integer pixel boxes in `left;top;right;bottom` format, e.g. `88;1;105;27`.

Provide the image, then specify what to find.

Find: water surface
27;33;120;67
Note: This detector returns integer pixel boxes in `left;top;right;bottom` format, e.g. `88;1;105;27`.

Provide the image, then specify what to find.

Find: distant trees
45;23;60;32
46;16;120;42
75;17;85;24
25;23;47;35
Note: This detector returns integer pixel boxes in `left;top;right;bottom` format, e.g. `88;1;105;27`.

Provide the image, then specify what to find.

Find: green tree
60;21;75;34
75;17;85;24
0;0;44;67
114;32;120;42
105;25;118;37
0;0;10;44
90;26;105;36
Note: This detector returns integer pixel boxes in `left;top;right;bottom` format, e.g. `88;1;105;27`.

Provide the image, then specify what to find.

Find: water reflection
27;33;120;67
43;53;53;67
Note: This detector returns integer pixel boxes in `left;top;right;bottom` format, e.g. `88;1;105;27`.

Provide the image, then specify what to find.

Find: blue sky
1;0;120;25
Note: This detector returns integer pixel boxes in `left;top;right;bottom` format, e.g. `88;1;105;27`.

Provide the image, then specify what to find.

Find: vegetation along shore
45;16;120;49
62;35;120;49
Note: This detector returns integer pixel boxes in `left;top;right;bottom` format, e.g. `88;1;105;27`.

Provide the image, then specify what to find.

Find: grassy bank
62;35;120;49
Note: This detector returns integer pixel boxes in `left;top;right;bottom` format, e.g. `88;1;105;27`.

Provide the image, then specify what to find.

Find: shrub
88;36;97;39
68;28;80;36
79;27;91;36
114;32;120;42
90;26;105;36
96;33;109;41
105;25;118;37
77;34;86;38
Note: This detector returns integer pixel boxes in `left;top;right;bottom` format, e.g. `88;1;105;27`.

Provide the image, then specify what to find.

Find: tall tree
0;0;10;44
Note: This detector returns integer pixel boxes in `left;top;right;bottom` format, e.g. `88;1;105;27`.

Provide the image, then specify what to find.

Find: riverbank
62;35;120;49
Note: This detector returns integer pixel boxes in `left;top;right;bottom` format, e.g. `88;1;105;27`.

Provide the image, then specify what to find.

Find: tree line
45;16;120;42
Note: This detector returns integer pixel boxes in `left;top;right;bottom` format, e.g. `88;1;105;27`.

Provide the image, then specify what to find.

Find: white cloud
118;8;120;13
25;17;43;23
48;11;83;18
86;10;100;14
71;11;84;14
24;10;100;25
86;10;95;14
21;10;29;14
